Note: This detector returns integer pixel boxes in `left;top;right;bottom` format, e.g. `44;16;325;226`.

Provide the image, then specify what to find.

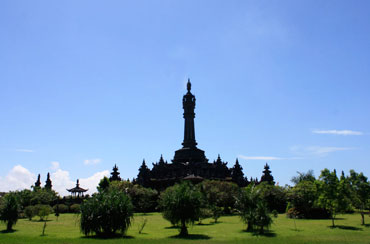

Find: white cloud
290;145;354;157
312;129;363;136
15;149;34;152
79;171;110;194
83;158;102;165
0;165;36;192
50;161;60;171
239;155;282;160
306;146;353;156
0;164;109;196
238;155;303;161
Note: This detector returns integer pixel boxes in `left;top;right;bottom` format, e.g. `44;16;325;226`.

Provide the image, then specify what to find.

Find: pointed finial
187;78;191;92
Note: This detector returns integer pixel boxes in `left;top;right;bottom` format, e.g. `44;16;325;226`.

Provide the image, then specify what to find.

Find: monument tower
173;79;207;164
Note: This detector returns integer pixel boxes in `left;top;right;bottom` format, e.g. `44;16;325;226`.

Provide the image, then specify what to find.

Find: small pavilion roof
67;179;88;193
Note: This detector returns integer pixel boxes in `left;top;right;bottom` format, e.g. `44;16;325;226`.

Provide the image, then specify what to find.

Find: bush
199;180;239;215
236;184;273;233
80;189;133;237
34;204;53;221
159;181;202;236
53;204;68;213
198;208;212;224
70;204;80;213
256;182;288;213
0;193;20;231
24;206;36;220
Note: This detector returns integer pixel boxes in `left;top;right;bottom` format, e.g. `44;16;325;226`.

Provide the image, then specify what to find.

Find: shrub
24;206;36;220
34;204;53;221
256;182;288;213
80;189;133;237
210;205;223;223
159;181;202;236
236;184;273;233
199;180;239;214
53;204;68;213
0;193;19;231
70;204;80;213
198;208;212;224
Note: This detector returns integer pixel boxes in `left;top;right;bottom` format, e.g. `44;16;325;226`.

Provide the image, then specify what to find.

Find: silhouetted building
109;164;122;181
260;163;275;185
67;179;88;197
231;158;248;187
34;174;41;188
137;159;151;188
45;172;52;190
138;80;239;189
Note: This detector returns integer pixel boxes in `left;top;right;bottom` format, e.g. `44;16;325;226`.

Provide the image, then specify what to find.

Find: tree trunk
259;225;264;234
179;220;188;236
331;216;335;227
361;212;365;225
7;221;12;231
246;222;253;232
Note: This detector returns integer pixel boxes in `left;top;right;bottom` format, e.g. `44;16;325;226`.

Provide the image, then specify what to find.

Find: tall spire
35;174;41;188
45;172;52;190
187;78;191;92
182;78;197;148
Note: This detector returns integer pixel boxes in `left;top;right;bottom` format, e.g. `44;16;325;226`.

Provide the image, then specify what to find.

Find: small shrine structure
67;179;88;197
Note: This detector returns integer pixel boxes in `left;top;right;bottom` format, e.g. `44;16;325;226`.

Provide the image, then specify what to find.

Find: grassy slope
0;213;369;244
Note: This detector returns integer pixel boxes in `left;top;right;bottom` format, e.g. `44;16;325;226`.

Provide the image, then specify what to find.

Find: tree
97;176;110;192
159;181;202;236
260;163;275;185
236;185;272;234
235;185;260;232
199;180;239;215
255;201;273;234
34;204;53;221
348;170;370;225
231;158;247;187
287;180;319;218
256;182;288;213
80;189;133;236
24;206;36;220
291;170;315;185
128;185;158;213
317;169;349;227
30;188;58;205
0;193;19;231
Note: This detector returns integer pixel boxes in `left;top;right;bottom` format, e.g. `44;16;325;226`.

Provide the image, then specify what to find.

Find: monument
137;79;247;189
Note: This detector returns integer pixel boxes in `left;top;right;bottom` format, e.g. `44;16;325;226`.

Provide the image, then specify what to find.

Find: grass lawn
0;213;369;244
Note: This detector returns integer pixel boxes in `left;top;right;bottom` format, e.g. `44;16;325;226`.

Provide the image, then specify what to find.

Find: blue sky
1;1;369;195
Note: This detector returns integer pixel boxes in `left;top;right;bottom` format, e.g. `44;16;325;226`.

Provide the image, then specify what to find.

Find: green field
0;213;369;244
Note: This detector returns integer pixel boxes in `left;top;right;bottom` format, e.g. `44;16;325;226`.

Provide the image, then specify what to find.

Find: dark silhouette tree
291;170;315;185
231;158;246;187
260;163;274;185
109;164;122;182
44;173;52;190
137;159;151;188
0;193;19;231
97;177;110;192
